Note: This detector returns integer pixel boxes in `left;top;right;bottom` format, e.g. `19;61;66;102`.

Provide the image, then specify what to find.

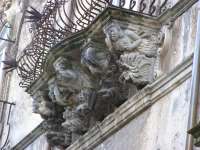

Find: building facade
0;0;200;150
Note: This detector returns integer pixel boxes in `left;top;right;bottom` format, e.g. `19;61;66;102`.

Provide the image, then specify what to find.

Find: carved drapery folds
31;20;161;148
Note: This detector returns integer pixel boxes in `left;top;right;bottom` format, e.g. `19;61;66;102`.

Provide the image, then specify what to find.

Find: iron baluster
159;0;168;15
139;0;147;13
149;0;156;16
119;0;126;8
129;0;136;10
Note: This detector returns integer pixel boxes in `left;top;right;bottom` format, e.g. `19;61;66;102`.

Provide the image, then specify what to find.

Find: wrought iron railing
15;0;169;88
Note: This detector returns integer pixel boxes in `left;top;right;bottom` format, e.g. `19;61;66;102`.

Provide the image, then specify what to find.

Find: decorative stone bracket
27;7;164;148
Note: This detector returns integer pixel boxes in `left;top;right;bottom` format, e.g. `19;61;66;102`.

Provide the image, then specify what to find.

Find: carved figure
81;45;128;121
48;57;78;106
50;56;95;142
53;57;79;91
51;56;94;106
48;78;57;103
42;111;71;148
104;22;156;86
62;106;90;142
81;46;111;75
104;22;142;53
32;91;55;118
48;78;75;106
46;118;71;148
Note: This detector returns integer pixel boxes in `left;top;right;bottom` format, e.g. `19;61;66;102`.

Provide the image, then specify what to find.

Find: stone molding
158;0;198;24
11;121;46;150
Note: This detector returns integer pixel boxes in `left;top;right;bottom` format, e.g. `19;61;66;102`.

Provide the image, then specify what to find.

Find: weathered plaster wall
94;77;191;150
161;2;198;73
8;74;43;146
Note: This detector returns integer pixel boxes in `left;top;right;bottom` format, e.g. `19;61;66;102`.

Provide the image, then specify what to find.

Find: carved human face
107;25;121;42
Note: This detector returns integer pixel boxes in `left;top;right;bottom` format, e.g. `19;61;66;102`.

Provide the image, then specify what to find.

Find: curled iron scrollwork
129;0;136;10
159;0;168;15
119;0;126;8
139;0;146;13
149;0;156;16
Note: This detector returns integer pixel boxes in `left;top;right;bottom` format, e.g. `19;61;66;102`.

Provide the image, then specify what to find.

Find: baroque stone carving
31;21;160;148
32;91;56;118
81;43;128;120
46;56;95;146
104;22;157;87
45;118;71;148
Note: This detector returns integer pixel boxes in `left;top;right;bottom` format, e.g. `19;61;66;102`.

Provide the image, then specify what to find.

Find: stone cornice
66;54;193;150
11;121;46;150
158;0;198;24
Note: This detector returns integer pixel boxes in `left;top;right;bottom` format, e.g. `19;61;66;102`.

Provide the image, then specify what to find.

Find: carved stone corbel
103;21;158;88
